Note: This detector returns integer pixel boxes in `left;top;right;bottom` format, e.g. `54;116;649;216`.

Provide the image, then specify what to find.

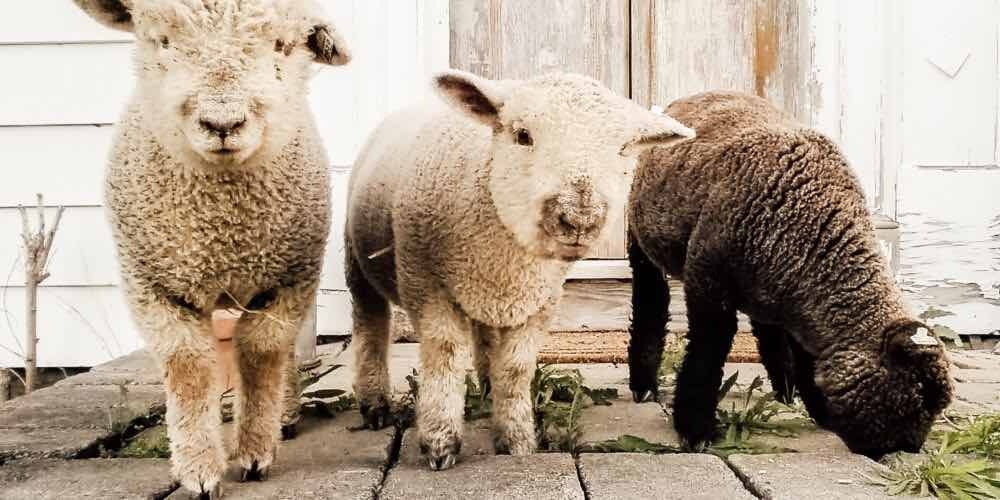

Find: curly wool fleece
346;70;693;471
74;0;350;496
627;91;952;458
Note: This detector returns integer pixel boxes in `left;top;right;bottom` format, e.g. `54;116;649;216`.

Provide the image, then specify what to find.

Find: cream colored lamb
346;70;694;470
73;0;349;497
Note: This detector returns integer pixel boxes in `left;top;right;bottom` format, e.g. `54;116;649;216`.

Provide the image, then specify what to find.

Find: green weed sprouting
871;433;1000;499
709;372;810;457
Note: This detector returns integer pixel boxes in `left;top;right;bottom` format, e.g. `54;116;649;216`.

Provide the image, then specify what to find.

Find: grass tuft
871;434;1000;499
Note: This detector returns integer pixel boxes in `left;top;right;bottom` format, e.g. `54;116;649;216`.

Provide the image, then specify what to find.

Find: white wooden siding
0;1;449;367
894;0;1000;334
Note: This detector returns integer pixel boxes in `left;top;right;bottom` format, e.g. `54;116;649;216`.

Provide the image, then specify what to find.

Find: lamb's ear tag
910;327;938;346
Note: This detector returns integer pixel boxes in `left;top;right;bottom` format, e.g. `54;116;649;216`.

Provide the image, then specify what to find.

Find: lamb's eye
514;128;533;147
158;36;170;49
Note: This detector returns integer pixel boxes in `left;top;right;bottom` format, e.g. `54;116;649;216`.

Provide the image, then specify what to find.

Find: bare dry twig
18;194;65;393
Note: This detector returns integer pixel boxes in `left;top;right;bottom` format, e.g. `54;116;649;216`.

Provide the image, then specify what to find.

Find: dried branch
18;194;65;393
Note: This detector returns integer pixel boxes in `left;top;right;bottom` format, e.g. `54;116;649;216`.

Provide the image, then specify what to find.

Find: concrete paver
727;452;919;500
0;458;174;500
578;453;755;500
58;350;163;387
0;384;165;460
310;342;426;398
165;412;393;500
578;397;679;448
383;450;583;500
385;420;583;499
1;344;998;500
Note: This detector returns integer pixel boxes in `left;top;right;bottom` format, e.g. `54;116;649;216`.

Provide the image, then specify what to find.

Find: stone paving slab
58;350;163;387
311;343;426;397
0;384;165;461
578;453;755;500
578;397;679;447
165;412;393;500
0;458;175;500
953;381;1000;412
382;451;583;500
728;452;918;500
386;421;582;499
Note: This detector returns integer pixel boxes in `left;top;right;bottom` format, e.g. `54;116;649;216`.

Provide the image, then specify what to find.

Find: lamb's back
633;92;885;325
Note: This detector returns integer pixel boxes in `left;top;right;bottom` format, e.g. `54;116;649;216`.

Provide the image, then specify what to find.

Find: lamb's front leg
413;301;471;471
487;310;549;455
232;285;313;481
133;297;225;499
673;277;737;451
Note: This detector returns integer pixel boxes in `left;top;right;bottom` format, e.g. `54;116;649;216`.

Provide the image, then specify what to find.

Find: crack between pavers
573;454;592;500
720;456;766;500
371;424;405;500
153;481;181;500
72;410;166;459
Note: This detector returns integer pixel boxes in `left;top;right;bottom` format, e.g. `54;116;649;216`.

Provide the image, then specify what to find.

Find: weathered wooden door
450;0;810;262
894;0;1000;333
450;0;631;258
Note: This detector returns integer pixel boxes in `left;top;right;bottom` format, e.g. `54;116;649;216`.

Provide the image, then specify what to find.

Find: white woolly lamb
73;0;350;497
345;70;694;470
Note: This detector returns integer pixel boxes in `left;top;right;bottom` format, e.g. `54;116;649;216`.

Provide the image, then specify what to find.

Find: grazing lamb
626;91;952;458
73;0;349;496
346;70;694;470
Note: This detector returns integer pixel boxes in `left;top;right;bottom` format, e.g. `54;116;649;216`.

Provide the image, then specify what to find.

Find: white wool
346;71;694;468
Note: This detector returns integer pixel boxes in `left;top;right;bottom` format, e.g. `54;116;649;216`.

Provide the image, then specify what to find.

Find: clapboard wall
0;1;450;367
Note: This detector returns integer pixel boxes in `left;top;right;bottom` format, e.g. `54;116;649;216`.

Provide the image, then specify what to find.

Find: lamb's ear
434;70;511;129
73;0;134;32
885;319;942;360
307;24;351;66
620;113;696;157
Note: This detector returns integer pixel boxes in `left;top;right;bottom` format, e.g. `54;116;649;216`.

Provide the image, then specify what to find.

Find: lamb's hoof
359;401;393;430
420;435;462;471
674;412;718;452
281;423;297;440
427;453;457;471
681;438;710;453
197;483;222;500
632;389;658;403
239;461;269;482
494;435;535;456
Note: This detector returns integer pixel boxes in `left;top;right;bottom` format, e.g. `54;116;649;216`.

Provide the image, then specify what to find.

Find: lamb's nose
557;211;598;239
199;117;245;139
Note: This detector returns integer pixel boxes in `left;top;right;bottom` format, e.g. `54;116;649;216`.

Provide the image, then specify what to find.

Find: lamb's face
73;0;350;168
812;322;952;458
435;71;694;261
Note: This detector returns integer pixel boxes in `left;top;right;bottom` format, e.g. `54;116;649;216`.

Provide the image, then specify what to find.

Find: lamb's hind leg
750;320;796;404
471;322;497;397
627;232;670;403
347;252;393;430
232;284;314;481
133;296;224;499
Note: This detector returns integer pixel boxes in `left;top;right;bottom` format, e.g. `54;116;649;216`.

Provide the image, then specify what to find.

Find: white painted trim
568;260;630;280
877;0;904;221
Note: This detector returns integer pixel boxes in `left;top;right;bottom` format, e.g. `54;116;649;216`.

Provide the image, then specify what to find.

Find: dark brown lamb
627;91;952;458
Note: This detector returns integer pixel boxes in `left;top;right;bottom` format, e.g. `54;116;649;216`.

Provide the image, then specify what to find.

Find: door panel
450;0;630;258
